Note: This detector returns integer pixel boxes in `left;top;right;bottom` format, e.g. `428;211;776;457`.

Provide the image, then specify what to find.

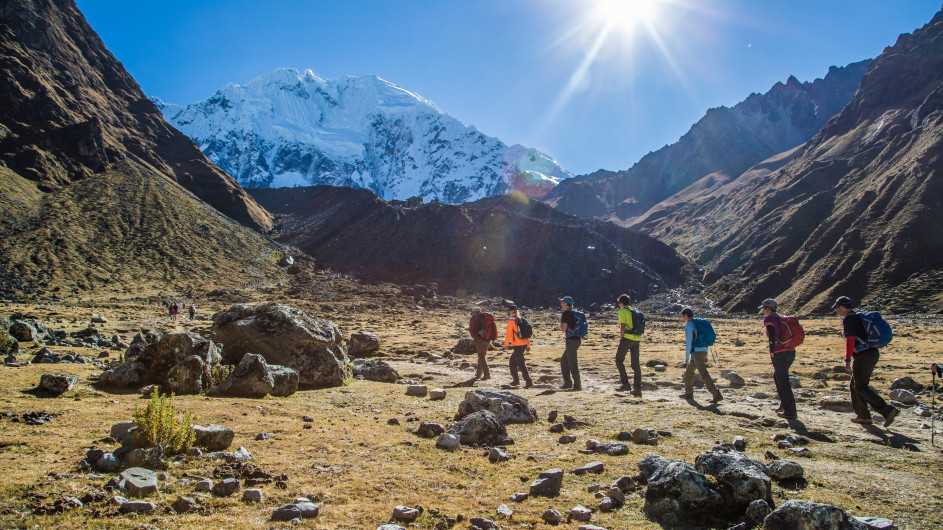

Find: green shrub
132;388;196;455
0;330;15;354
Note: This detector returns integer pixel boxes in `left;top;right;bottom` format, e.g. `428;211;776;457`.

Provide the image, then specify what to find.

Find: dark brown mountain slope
250;187;692;308
632;10;943;314
544;60;870;221
0;0;272;232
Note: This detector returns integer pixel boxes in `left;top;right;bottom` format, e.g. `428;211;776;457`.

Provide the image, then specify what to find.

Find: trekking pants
474;337;491;378
561;338;582;389
771;350;797;416
850;348;893;420
616;338;642;391
509;345;531;384
683;350;720;398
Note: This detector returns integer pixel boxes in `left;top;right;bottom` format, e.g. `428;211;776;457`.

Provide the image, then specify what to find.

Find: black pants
772;350;797;416
561;338;581;389
850;348;892;420
509;346;531;383
616;338;641;391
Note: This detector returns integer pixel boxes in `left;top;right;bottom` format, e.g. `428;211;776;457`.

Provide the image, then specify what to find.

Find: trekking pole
933;368;937;447
710;347;719;369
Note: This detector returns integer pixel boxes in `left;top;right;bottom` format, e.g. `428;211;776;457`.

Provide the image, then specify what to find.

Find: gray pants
474;337;491;378
561;338;581;389
616;338;641;391
683;350;720;398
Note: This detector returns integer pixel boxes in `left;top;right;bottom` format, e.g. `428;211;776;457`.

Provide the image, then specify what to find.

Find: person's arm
469;317;478;338
560;314;568;334
505;320;513;349
766;324;777;357
620;323;627;339
842;315;857;371
684;322;694;363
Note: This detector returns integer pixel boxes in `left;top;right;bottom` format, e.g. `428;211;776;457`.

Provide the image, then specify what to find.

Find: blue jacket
685;320;707;362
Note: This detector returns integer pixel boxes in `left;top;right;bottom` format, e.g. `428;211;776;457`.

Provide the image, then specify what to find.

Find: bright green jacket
618;307;641;341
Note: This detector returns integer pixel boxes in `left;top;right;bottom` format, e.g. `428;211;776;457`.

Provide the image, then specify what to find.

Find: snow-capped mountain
155;68;571;203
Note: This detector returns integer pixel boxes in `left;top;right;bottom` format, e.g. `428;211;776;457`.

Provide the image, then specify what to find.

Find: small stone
654;365;667;372
187;448;203;457
587;484;600;493
530;468;564;497
469;517;499;530
489;447;511;463
271;502;320;521
496;504;513;518
436;433;460;451
255;432;272;440
853;516;898;530
243;489;263;503
889;389;917;405
733;436;746;450
96;453;120;472
631;428;651;444
789;376;801;388
509;492;528;502
38;373;78;396
607;486;626;506
753;392;770;399
406;385;428;397
573;461;605;476
226;446;252;462
388;418;400;425
765;450;779;460
723;371;746;386
429;388;447;400
768;460;804;481
120;500;157;513
558;434;577;444
416;421;445;438
173;495;198;513
745;499;772;527
193;424;235;451
392;505;420;523
541;509;563;524
195;479;213;491
568;505;593;522
548;410;558;423
213;478;240;496
598;496;617;512
117;467;158;497
549;423;564;433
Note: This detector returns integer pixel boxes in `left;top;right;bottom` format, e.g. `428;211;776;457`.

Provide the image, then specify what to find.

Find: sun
593;0;661;34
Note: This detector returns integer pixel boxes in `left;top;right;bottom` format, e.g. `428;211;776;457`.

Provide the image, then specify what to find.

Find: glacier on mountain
154;68;570;203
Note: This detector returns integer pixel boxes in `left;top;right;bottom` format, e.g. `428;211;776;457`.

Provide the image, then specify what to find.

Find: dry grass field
0;277;941;529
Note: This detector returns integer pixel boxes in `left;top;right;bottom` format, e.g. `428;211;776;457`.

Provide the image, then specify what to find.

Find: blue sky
77;0;940;176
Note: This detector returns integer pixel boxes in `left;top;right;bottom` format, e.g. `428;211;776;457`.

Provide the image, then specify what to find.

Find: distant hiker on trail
189;304;196;321
832;296;899;427
504;307;533;388
615;294;643;396
679;307;722;403
468;307;495;380
760;298;798;420
171;302;179;321
559;296;584;391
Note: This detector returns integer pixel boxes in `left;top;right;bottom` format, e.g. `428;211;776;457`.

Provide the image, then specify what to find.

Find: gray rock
542;508;563;524
165;355;206;395
119;500;157;513
256;432;272;440
574;461;605;475
212;303;350;387
242;488;263;503
218;353;275;397
270;365;300;397
819;395;855;412
854;516;898;530
470;517;499;529
654;365;667;372
124;448;146;468
889;389;917;405
455;387;538;424
745;499;772;527
212;477;240;496
607;486;626;506
530;468;564;497
429;388;446;400
187;447;203;457
173;495;198;513
642;458;724;528
559;434;577;444
454;337;477;355
489;447;511;463
767;460;804;481
195;479;213;491
764;500;867;530
226;446;252;462
509;492;528;502
139;332;220;388
631;428;651;445
352;359;400;383
448;410;509;446
110;422;137;444
594;442;630;456
578;526;607;530
347;331;380;358
392;505;420;522
38;373;77;395
99;361;146;387
496;504;513;518
734;436;746;451
694;447;771;513
416;421;445;438
568;505;593;522
436;433;460;451
193;424;235;451
9;321;38;342
646;359;667;367
117;468;158;497
96;453;120;472
724;371;746;386
890;376;923;393
377;526;407;530
405;385;428;397
271;502;320;521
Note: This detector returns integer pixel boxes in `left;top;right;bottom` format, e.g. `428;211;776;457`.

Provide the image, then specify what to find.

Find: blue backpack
857;312;893;350
691;318;716;348
567;310;589;338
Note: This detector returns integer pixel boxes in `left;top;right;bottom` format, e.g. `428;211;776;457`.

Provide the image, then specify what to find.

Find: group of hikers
162;300;196;321
467;293;902;428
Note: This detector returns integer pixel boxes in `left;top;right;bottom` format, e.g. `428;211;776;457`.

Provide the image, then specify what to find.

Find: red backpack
477;313;498;341
777;315;805;349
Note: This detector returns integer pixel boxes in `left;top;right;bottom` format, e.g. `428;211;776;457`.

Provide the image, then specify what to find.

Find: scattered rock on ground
348;331;380;358
455;387;538;424
194;424;235;451
764;499;867;530
37;373;77;395
448;410;510;446
530;468;564;497
352;359;399;383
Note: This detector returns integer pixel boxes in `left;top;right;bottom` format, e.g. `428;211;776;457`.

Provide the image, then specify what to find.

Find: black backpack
628;307;645;336
516;316;533;339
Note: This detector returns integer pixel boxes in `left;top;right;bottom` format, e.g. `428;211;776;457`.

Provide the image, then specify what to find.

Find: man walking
679;307;722;403
504;307;533;388
468;307;492;380
615;294;642;396
559;296;582;391
832;296;899;427
759;299;797;420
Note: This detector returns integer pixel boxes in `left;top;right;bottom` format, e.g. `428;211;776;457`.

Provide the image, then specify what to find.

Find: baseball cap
559;296;574;305
831;296;853;309
470;306;482;314
757;298;777;311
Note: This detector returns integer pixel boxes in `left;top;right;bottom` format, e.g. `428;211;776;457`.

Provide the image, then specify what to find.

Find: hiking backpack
477;312;498;341
516;316;533;340
567;310;589;338
857;311;893;350
691;318;716;348
628;307;645;336
776;315;805;350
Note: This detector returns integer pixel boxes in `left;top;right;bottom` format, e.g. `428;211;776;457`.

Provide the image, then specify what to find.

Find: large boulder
218;353;275;398
454;337;477;355
447;410;510;446
194;424;235;451
38;373;77;396
165;355;207;395
641;458;725;529
352;359;399;383
99;362;147;388
890;376;924;393
455;388;538;424
212;303;349;387
9;321;38;342
764;500;867;530
270;365;300;397
347;331;380;358
138;332;220;386
694;447;772;514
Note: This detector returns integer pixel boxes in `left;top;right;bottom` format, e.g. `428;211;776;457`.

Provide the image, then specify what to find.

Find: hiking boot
481;375;491;381
523;381;534;389
678;393;693;399
509;380;520;386
883;407;900;428
560;382;573;390
851;417;873;425
630;390;643;397
616;383;632;392
710;394;723;404
779;413;798;420
571;386;582;392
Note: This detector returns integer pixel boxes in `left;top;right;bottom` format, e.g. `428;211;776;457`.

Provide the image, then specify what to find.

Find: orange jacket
505;318;530;348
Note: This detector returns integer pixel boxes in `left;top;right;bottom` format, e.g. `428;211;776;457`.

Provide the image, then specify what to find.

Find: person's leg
566;339;582;390
615;338;630;387
560;343;572;388
772;351;797;416
694;351;721;399
682;357;696;396
852;349;893;415
475;338;490;379
513;345;531;384
629;339;642;394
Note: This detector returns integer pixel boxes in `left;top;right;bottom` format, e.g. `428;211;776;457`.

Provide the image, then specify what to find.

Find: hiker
759;299;797;420
679;307;722;403
559;296;582;391
832;296;899;427
171;302;179;321
504;307;533;388
188;304;196;321
468;307;492;380
615;294;642;396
